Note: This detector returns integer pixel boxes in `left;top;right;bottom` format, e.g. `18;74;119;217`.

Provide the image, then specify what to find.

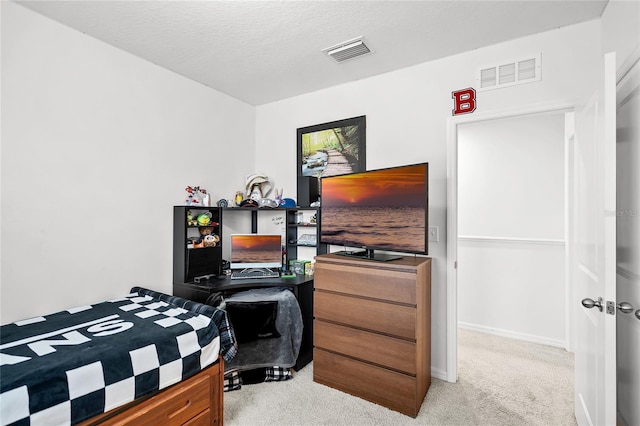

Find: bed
0;287;237;426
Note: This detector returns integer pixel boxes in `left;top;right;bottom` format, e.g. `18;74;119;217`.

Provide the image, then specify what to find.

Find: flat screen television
229;234;283;270
320;162;428;261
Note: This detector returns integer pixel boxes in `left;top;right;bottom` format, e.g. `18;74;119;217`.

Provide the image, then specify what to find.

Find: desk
174;275;314;370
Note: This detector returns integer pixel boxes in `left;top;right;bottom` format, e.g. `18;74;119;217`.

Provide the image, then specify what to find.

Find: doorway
457;111;567;344
446;104;575;383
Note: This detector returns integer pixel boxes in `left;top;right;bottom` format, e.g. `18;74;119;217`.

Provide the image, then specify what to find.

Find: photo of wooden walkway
321;148;354;176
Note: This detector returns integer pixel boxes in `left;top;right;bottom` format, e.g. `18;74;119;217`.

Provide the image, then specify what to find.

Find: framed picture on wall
297;115;366;178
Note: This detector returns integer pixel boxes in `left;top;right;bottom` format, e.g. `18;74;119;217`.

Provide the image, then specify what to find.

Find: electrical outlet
428;226;439;242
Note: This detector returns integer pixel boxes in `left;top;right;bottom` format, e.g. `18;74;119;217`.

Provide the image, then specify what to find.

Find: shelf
174;206;223;282
222;206;318;211
187;246;220;250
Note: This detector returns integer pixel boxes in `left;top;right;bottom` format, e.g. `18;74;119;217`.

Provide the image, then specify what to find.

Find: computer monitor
229;234;283;270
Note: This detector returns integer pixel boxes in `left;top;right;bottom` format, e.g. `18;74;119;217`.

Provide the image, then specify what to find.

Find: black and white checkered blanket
0;287;237;426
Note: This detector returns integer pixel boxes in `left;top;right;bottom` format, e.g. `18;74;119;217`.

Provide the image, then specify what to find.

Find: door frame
445;101;575;383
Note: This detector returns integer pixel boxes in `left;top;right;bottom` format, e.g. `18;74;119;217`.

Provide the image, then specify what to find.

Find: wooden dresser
313;253;432;417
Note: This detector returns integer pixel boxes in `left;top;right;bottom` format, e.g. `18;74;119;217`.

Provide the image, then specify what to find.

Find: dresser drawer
108;373;211;425
183;408;211;426
315;291;416;339
315;320;416;375
313;348;420;417
314;261;417;305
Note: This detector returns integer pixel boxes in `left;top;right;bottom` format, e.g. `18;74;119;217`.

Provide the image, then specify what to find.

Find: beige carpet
224;329;576;425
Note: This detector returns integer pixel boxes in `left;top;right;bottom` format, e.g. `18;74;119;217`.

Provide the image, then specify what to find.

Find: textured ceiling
16;1;608;106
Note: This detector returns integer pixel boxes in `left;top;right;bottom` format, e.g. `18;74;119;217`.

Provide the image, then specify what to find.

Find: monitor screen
230;234;283;269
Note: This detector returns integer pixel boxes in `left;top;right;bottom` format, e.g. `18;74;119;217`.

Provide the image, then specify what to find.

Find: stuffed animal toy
203;234;220;247
199;226;214;236
196;212;212;226
186;210;198;226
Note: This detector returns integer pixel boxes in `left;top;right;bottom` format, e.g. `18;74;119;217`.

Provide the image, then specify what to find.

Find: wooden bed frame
78;357;224;426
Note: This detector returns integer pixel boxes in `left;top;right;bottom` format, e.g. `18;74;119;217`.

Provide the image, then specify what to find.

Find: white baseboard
431;366;449;382
458;322;566;349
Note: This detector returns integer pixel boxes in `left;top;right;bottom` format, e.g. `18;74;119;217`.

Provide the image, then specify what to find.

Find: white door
574;52;617;426
615;51;640;426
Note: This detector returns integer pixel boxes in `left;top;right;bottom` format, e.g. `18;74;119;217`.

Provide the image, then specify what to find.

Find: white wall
457;113;566;347
0;2;255;323
458;114;565;239
601;0;640;71
254;21;601;377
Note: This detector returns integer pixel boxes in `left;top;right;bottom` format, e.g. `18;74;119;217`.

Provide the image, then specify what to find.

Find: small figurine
186;210;198;226
274;188;283;206
185;186;209;206
249;185;262;201
245;173;272;201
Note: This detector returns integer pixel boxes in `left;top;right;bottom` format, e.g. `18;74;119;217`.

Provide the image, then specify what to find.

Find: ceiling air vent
323;37;372;63
478;53;541;91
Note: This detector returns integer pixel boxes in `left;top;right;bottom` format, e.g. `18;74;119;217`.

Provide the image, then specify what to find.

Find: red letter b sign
452;88;476;115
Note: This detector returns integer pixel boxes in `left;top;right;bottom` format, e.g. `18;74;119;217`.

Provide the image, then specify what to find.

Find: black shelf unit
173;206;222;284
285;207;327;266
220;206;326;271
173;205;325;371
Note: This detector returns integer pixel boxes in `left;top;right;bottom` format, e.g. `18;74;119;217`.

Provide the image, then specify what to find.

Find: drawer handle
168;400;192;419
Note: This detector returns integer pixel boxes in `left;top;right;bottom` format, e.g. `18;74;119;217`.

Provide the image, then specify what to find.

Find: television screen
320;163;428;261
230;234;283;270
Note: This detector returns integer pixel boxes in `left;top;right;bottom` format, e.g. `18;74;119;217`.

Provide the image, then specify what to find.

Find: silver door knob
617;302;635;314
582;297;603;312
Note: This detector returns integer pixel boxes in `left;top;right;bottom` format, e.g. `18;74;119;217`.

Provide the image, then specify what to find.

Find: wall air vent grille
323;37;372;63
478;53;541;91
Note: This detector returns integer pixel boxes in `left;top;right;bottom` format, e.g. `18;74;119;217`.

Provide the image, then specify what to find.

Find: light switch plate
428;226;439;242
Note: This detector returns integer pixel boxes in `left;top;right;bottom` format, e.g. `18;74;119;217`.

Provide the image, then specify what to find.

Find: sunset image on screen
320;163;428;253
322;164;427;207
231;235;282;263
